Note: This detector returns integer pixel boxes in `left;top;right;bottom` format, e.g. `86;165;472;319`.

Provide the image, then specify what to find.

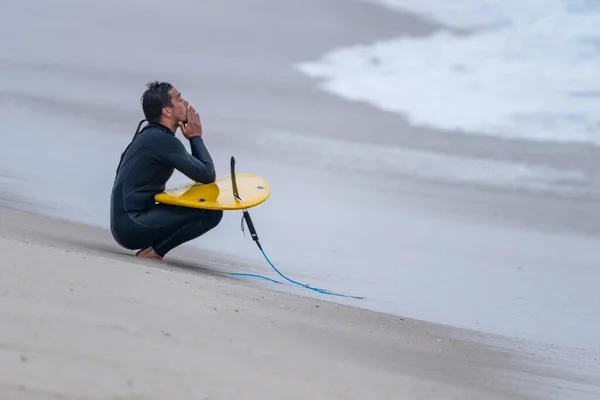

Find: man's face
166;88;189;124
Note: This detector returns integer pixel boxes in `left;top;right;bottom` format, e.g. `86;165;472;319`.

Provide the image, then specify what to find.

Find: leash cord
228;210;364;300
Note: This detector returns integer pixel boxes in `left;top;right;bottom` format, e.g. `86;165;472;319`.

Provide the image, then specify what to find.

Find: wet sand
1;206;599;400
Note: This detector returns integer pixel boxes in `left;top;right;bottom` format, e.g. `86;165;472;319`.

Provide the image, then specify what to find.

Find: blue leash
226;156;363;300
227;209;364;300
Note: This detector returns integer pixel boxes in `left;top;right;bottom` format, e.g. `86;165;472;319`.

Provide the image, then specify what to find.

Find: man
110;81;223;261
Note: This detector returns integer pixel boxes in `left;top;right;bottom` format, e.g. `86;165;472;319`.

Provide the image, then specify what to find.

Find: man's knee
187;209;222;235
208;209;223;228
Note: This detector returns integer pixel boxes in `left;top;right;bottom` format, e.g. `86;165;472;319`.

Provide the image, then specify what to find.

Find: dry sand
1;206;599;400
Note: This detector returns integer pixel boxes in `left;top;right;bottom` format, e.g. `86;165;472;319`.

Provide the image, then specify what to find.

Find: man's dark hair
140;80;173;123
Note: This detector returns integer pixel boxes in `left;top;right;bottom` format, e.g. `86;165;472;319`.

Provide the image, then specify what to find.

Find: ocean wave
298;0;600;144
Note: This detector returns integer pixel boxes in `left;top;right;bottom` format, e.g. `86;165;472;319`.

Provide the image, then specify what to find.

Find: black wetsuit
110;121;223;257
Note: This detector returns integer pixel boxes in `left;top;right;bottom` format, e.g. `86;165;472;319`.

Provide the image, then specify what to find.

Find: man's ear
162;107;172;118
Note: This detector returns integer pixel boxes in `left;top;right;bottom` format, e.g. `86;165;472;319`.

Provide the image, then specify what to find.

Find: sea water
298;0;600;144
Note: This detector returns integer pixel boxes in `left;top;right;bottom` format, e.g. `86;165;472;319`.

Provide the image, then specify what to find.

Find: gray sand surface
1;206;599;400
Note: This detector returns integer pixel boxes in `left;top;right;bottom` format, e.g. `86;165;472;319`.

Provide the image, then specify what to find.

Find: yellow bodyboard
154;172;270;210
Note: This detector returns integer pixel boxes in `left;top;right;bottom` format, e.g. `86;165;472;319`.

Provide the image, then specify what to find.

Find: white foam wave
298;0;600;144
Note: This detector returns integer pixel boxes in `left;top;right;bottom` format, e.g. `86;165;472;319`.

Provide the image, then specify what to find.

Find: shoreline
1;204;599;399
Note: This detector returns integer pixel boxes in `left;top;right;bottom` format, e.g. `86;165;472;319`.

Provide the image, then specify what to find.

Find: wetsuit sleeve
155;135;216;183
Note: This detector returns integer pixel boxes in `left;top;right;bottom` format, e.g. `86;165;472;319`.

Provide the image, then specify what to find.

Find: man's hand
179;105;203;139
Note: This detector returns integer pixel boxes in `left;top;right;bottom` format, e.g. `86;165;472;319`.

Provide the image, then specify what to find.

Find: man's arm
155;135;216;184
157;104;216;183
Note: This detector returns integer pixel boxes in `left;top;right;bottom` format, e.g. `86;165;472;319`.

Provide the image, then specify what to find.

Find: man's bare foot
135;247;163;261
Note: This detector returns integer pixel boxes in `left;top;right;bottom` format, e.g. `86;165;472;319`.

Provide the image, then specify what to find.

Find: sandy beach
1;206;598;400
1;0;600;398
